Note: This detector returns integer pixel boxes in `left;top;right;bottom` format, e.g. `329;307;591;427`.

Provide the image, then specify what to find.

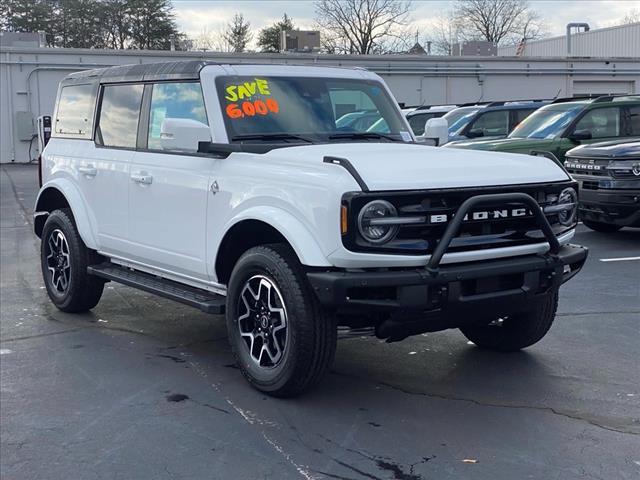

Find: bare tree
622;8;640;24
452;0;545;45
223;13;253;53
315;0;413;54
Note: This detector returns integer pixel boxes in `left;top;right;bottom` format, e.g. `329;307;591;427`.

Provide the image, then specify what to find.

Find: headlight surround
357;200;399;244
557;187;578;226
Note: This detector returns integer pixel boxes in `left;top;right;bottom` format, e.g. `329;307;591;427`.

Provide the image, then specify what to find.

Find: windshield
216;76;409;143
443;107;482;135
509;104;585;139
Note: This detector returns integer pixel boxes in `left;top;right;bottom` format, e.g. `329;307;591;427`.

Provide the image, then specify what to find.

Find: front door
127;82;213;283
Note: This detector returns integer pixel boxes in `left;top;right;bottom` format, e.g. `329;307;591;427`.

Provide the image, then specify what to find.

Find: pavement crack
331;370;639;436
0;327;89;343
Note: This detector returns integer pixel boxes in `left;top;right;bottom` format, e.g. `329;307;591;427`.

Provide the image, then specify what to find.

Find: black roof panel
62;61;216;85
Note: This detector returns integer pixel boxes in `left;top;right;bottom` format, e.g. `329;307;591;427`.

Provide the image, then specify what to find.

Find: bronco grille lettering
429;208;529;224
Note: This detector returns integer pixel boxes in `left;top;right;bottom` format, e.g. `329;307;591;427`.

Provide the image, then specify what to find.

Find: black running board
87;263;226;314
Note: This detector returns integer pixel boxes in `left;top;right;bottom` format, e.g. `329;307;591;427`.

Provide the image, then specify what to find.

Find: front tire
40;209;105;313
226;244;337;397
583;219;622;233
460;290;558;352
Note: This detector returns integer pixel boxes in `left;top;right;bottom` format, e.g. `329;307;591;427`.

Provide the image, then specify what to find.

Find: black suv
565;139;640;232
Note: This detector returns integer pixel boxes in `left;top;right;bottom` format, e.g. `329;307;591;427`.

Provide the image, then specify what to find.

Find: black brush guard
307;193;588;339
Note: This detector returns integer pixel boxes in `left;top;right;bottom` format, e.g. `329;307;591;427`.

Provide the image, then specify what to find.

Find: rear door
89;83;144;256
127;81;213;282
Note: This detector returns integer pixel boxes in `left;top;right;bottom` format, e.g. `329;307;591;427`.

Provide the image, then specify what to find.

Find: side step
87;263;226;314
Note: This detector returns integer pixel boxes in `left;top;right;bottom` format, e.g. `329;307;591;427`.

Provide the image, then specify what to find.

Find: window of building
95;84;144;148
54;84;95;138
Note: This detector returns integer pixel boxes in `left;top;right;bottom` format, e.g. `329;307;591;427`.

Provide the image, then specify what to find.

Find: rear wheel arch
34;183;98;249
34;187;71;238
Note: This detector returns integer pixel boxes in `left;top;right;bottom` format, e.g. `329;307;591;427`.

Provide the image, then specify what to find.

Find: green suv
445;95;640;162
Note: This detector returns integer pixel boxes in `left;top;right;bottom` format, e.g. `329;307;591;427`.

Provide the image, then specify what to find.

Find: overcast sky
172;0;639;47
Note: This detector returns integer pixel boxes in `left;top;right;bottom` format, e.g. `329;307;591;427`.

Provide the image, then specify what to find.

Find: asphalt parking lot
1;164;639;480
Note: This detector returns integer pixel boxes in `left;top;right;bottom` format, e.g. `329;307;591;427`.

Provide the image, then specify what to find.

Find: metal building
499;22;640;57
2;45;640;163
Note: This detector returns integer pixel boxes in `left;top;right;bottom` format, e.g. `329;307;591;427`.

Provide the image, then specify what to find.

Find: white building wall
2;46;640;163
499;23;640;57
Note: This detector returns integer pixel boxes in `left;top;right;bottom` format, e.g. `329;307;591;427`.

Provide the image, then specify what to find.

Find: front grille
342;182;575;256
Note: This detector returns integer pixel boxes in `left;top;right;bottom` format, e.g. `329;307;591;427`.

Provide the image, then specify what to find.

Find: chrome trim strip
368;216;426;226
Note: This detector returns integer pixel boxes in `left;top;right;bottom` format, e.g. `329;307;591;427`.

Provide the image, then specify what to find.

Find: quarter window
54;84;95;137
573;107;621;139
96;84;143;148
147;82;208;151
628;105;640;136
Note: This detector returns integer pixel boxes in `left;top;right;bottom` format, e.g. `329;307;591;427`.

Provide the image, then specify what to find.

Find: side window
54;84;95;138
468;110;509;136
96;84;143;148
627;105;640;136
513;108;536;127
573;107;621;139
408;113;428;135
147;82;208;151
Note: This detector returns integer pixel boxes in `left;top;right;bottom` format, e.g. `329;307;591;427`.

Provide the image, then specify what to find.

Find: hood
444;137;551;151
266;142;569;191
567;139;640;159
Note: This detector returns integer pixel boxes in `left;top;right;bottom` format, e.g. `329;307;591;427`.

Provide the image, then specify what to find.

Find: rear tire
460;290;558;352
583;220;622;233
226;244;337;397
40;209;105;313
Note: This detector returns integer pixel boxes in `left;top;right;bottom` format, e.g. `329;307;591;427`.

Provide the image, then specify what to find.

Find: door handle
78;165;97;177
131;172;153;185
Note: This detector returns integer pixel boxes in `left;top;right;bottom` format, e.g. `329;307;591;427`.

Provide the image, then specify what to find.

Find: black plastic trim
323;156;369;192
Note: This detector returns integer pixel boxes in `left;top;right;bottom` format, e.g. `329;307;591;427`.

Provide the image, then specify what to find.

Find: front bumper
579;188;640;227
308;244;587;312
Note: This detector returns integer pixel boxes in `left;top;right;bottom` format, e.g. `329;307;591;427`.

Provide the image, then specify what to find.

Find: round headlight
357;200;398;244
557;187;578;226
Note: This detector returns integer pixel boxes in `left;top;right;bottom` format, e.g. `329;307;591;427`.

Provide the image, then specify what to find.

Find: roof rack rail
592;94;640;103
550;95;597;104
485;99;551;107
458;101;491;107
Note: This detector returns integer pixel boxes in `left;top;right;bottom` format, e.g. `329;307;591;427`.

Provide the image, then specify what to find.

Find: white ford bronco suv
35;61;588;396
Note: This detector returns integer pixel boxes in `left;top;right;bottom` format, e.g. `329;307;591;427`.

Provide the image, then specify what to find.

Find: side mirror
160;118;211;152
568;129;592;142
419;118;449;146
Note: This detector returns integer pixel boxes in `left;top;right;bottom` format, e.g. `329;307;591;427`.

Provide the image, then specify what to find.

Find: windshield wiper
327;132;402;142
231;133;315;143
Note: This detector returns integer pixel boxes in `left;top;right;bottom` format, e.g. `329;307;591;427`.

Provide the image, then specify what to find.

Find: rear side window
628;105;640;135
468;110;509;136
54;84;95;138
96;84;144;148
513;108;536;127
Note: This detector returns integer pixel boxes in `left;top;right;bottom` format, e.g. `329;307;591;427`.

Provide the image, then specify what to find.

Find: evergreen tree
223;13;252;53
257;13;294;53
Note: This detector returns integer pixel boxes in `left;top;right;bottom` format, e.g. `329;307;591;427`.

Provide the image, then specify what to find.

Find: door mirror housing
466;129;484;139
568;129;592;142
160;118;211;152
418;118;449;146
